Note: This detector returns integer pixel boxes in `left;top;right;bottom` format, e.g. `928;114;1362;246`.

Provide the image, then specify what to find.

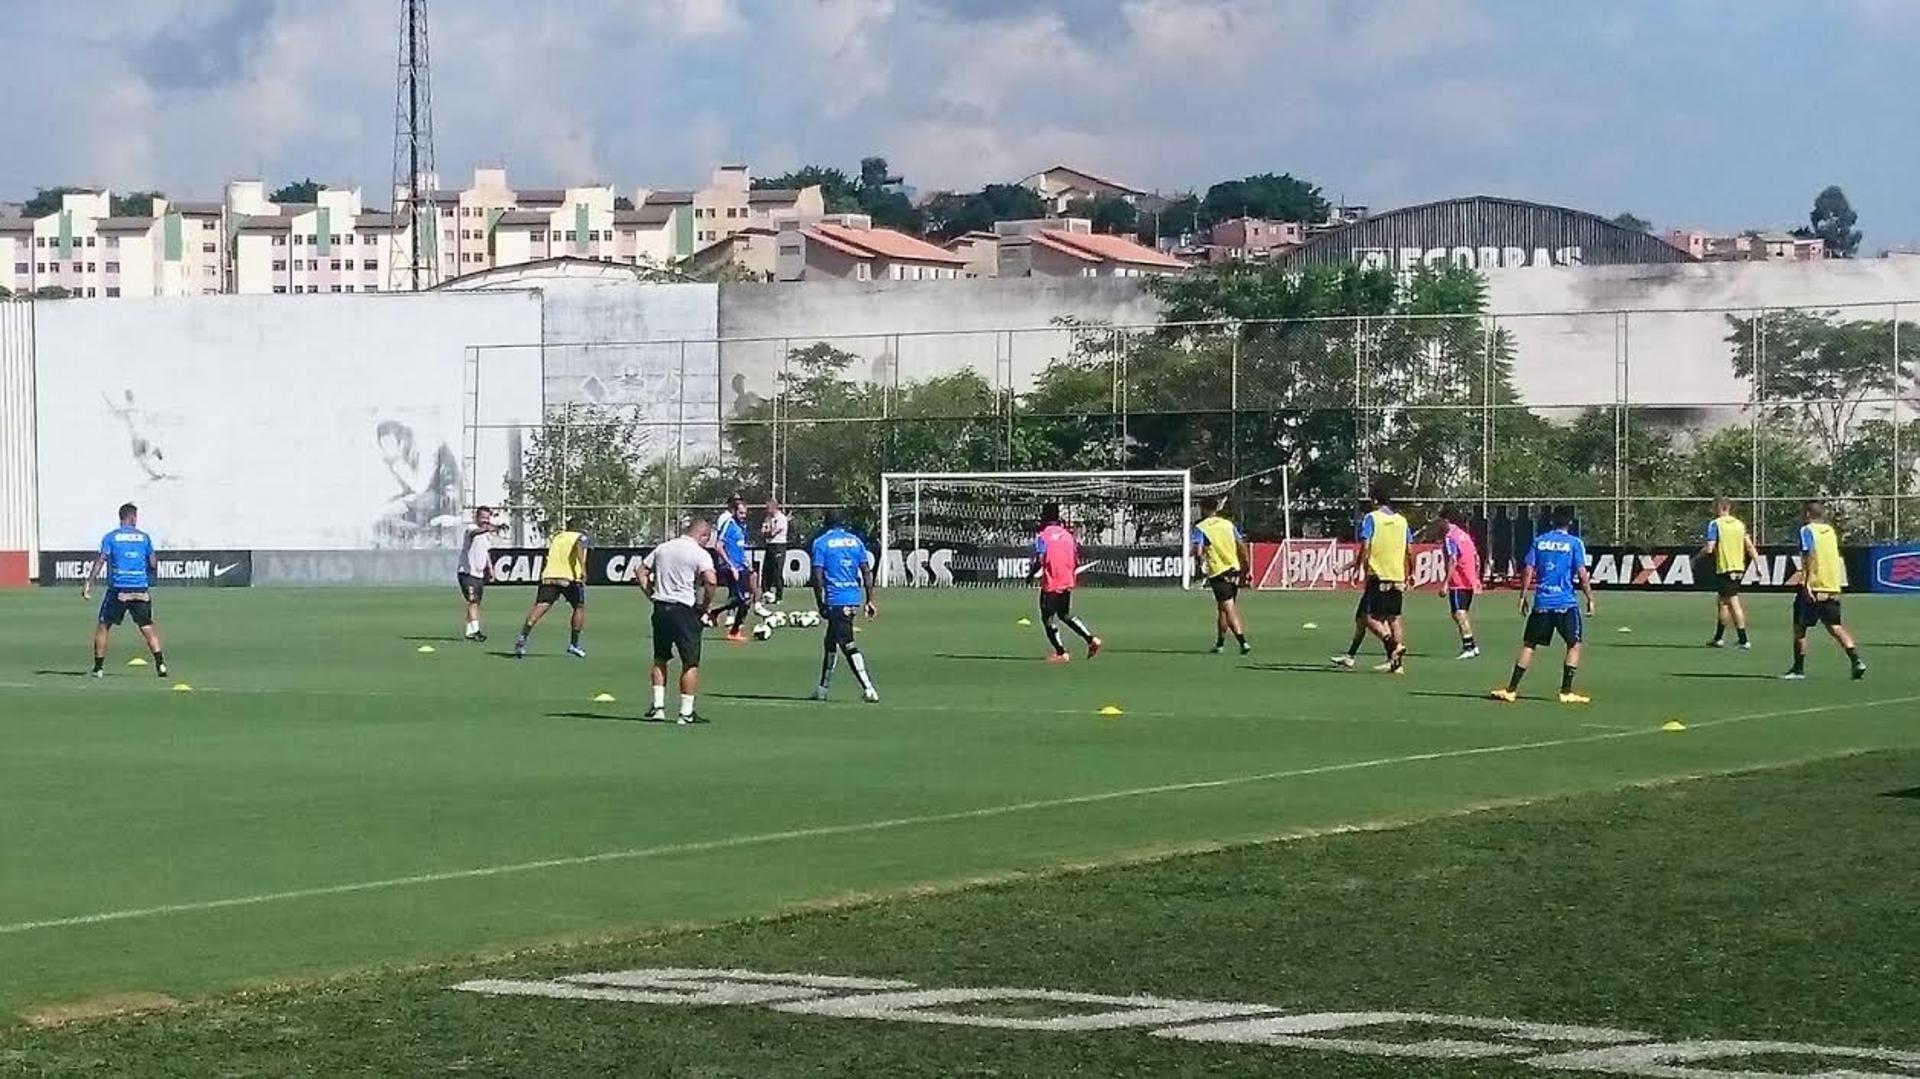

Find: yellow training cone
171;683;193;693
416;644;437;654
1016;617;1033;626
1661;720;1686;732
127;657;148;667
1301;622;1319;630
1615;626;1634;634
593;693;617;703
1097;705;1124;717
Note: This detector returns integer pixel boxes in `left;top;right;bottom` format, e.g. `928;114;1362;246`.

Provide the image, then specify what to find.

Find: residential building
776;216;967;282
233;185;413;295
943;231;1000;279
686;226;780;281
642;165;825;257
1018;165;1158;215
995;217;1189;279
1206;217;1303;264
0;189;229;299
1665;228;1826;262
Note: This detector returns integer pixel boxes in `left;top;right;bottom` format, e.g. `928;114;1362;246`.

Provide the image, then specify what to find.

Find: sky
6;0;1918;246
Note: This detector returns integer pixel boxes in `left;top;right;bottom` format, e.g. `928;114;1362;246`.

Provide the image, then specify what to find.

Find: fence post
1753;313;1765;539
559;402;570;529
673;338;688;541
1894;307;1903;539
1482;317;1494;520
1229;331;1240;482
1353;315;1366;499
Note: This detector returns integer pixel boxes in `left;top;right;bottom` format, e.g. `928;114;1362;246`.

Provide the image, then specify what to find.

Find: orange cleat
1087;637;1104;659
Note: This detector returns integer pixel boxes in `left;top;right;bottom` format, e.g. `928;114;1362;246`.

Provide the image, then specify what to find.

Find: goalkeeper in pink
1028;503;1103;663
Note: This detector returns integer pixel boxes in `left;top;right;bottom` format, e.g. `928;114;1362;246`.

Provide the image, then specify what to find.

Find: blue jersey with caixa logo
100;528;154;589
1525;528;1587;612
810;528;873;608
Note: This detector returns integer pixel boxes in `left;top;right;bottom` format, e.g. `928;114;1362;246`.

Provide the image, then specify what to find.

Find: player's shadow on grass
708;690;816;702
1882;787;1920;800
1663;671;1781;681
401;635;468;642
932;653;1051;663
547;711;673;725
1242;662;1357;675
1405;690;1518;702
1108;647;1215;656
32;669;90;677
1605;642;1708;650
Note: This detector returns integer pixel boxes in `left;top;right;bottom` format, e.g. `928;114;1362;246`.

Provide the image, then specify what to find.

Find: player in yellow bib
514;516;590;658
1784;502;1864;681
1334;486;1410;673
1191;497;1251;655
1698;497;1760;650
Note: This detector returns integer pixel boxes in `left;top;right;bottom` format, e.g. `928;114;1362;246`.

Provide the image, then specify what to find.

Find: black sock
520;622;533;638
1462;635;1476;649
569;628;581;647
1790;649;1805;673
1385;634;1399;656
1233;631;1247;645
92;655;104;673
152;651;165;667
1064;616;1095;643
1347;630;1364;657
1508;664;1526;692
1215;630;1226;648
731;605;749;632
1737;627;1749;645
1845;646;1862;666
819;646;838;687
1044;622;1066;655
1712;624;1726;642
1561;665;1578;693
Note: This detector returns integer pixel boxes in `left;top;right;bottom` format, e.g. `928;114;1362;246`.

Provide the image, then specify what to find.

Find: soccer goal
879;470;1196;589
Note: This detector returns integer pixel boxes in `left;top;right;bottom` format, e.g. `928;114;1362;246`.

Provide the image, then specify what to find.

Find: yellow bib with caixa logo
1363;509;1409;583
541;530;586;585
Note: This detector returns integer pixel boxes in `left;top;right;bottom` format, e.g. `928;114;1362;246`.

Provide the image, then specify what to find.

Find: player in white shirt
634;519;719;725
760;499;792;601
458;506;505;641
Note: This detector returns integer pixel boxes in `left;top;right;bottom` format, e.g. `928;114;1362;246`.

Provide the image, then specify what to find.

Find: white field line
0;693;1915;938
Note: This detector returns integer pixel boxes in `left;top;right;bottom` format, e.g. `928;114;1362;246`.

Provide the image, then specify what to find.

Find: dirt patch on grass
21;991;181;1028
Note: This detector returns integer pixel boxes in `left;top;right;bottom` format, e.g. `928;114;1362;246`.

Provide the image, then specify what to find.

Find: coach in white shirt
635;519;717;725
760;499;792;601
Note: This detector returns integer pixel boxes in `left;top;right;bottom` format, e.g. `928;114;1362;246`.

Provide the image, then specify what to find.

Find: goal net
879;471;1195;588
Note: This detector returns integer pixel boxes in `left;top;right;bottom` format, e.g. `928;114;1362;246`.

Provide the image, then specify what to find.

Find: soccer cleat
1388;646;1408;674
863;688;880;704
1738;641;1751;651
1489;688;1518;703
1087;637;1103;659
677;712;710;726
466;631;488;643
1239;641;1252;656
1048;652;1070;664
1210;644;1225;655
811;685;829;701
1852;662;1868;681
1780;671;1807;681
1456;647;1481;660
566;643;586;658
89;669;105;680
1708;639;1726;649
1330;655;1356;669
155;663;169;678
1557;692;1592;705
725;631;747;644
513;638;527;658
642;707;667;722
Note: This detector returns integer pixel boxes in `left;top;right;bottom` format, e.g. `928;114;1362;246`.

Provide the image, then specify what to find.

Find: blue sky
7;0;1917;247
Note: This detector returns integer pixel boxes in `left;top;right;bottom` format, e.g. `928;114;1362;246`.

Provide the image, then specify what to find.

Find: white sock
679;694;695;717
651;684;666;710
848;651;875;693
465;620;479;636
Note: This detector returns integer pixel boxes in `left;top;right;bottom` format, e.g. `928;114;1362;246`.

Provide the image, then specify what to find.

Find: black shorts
1794;593;1844;629
761;546;787;588
824;605;859;648
1208;574;1240;604
536;581;586;608
1716;572;1743;599
1040;590;1073;619
716;564;752;603
1523;607;1584;647
1447;588;1475;613
458;573;486;603
652;602;703;665
1362;578;1405;620
98;589;154;628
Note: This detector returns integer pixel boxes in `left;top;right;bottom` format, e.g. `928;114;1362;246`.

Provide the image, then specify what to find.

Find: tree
1807;185;1860;258
754;166;860;213
22;187;89;218
110;191;165;217
613;195;634;211
1199;173;1328;228
1065;194;1138;236
854;155;920;233
1611;212;1652;233
1137;193;1201;245
26;286;73;300
508;405;657;546
270;178;323;205
1726;309;1918;465
920;184;1046;240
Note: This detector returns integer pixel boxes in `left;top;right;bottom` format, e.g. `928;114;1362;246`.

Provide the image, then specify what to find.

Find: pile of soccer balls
751;605;821;640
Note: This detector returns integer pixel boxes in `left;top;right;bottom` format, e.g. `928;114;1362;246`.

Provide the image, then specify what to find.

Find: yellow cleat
1488;688;1518;703
1557;692;1592;705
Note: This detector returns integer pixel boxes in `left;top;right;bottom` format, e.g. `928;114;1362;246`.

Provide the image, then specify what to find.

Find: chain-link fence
469;301;1918;546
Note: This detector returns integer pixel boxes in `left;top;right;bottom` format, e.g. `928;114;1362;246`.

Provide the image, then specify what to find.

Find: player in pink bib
1436;505;1482;659
1028;503;1103;662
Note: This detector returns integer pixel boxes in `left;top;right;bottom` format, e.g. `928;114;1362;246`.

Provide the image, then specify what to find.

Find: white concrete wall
1484;259;1920;408
0;301;35;555
33;291;543;550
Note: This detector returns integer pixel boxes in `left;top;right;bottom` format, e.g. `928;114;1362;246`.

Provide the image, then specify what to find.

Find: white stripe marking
0;693;1913;937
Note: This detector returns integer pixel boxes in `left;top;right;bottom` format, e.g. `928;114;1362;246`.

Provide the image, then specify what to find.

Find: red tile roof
807;223;966;265
1034;229;1187;269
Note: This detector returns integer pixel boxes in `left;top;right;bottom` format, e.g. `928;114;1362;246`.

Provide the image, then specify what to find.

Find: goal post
878;470;1195;589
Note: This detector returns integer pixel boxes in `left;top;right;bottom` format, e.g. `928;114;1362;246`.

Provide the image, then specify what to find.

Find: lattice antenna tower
389;0;438;290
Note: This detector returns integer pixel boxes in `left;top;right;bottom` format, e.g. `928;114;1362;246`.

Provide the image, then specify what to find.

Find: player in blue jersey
1490;507;1595;704
707;496;759;642
80;502;168;678
809;510;879;703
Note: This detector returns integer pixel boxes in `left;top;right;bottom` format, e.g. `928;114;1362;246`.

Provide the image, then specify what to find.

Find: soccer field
2;585;1917;1070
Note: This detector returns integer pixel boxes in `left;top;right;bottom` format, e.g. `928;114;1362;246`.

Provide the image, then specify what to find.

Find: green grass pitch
1;585;1916;1072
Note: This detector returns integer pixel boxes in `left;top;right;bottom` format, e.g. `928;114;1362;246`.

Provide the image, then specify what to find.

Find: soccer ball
767;611;790;630
752;622;775;641
794;610;821;628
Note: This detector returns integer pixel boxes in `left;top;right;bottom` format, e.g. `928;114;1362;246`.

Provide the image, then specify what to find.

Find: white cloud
661;0;746;36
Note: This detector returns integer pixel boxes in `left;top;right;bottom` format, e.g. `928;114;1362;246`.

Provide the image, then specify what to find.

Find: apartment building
232;184;412;295
1665;228;1827;262
0;189;227;298
995;217;1190;279
1018;165;1157;215
1205;217;1303;264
